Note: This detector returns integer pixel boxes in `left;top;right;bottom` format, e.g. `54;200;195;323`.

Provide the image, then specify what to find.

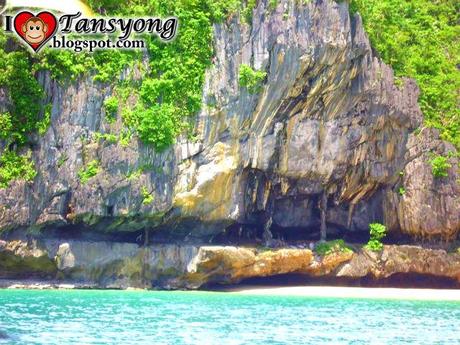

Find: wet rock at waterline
1;240;459;289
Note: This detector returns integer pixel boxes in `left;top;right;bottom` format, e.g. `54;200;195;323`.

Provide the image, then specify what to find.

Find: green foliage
0;113;13;139
119;130;133;148
241;0;257;22
36;50;94;81
126;163;158;180
57;154;68;168
429;154;451;178
141;186;155;205
0;42;44;145
315;239;353;256
239;64;267;93
398;187;405;196
87;0;248;152
364;223;387;252
350;0;460;149
1;0;249;158
0;151;36;188
37;104;52;136
268;0;278;10
103;96;119;123
134;104;180;151
78;160;100;184
94;132;118;144
36;46;138;83
126;168;142;181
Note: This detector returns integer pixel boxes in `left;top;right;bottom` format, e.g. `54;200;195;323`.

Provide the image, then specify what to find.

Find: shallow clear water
0;290;459;345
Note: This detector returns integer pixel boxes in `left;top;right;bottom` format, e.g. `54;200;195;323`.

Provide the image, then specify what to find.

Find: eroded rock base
1;240;459;289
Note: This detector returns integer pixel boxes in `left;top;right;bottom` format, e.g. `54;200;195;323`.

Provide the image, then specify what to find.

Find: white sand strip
223;285;460;301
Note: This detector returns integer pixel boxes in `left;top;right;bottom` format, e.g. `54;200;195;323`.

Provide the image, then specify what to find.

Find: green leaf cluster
103;96;119;123
0;33;43;145
429;154;451;178
350;0;460;149
94;132;118;144
37;104;52;136
141;186;155;205
364;223;387;252
315;239;353;256
238;64;267;94
78;160;100;184
0;151;36;188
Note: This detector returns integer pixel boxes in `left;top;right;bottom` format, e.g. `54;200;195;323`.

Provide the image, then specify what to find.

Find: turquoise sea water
0;290;459;345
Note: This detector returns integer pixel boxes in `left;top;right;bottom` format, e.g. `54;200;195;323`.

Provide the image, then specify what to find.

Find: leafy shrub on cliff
37;104;52;136
315;240;353;256
103;96;119;123
429;155;451;178
135;104;180;151
239;64;267;94
141;186;155;205
78;160;100;184
364;223;386;251
350;0;460;149
0;151;36;188
94;132;118;144
0;44;44;145
0;113;13;139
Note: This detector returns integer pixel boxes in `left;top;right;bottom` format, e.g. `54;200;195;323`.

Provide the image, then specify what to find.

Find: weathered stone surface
0;240;57;278
384;129;460;240
304;251;354;276
0;0;458;241
1;240;458;289
336;245;460;283
50;240;199;289
184;246;314;287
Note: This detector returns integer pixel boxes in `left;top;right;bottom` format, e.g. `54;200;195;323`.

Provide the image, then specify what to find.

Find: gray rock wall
0;0;458;241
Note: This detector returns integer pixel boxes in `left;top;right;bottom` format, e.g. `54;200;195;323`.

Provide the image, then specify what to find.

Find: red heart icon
14;11;58;53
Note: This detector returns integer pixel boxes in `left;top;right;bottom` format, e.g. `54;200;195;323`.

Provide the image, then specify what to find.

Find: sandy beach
221;285;460;301
1;279;459;301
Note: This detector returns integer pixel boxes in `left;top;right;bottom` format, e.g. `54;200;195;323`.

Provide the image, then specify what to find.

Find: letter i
4;16;12;32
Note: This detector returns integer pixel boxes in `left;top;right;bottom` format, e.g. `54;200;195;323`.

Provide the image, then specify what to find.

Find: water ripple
0;290;458;345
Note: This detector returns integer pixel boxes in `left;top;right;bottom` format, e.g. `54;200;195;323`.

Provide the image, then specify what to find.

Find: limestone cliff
1;240;459;289
0;0;458;243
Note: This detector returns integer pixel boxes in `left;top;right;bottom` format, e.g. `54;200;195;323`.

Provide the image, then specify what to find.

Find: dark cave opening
207;272;459;290
11;223;147;245
106;205;114;217
209;221;371;247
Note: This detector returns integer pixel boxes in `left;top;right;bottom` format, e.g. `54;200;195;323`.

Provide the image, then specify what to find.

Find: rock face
336;245;460;283
384;129;460;241
185;247;314;287
0;240;56;279
0;0;458;242
1;240;459;289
